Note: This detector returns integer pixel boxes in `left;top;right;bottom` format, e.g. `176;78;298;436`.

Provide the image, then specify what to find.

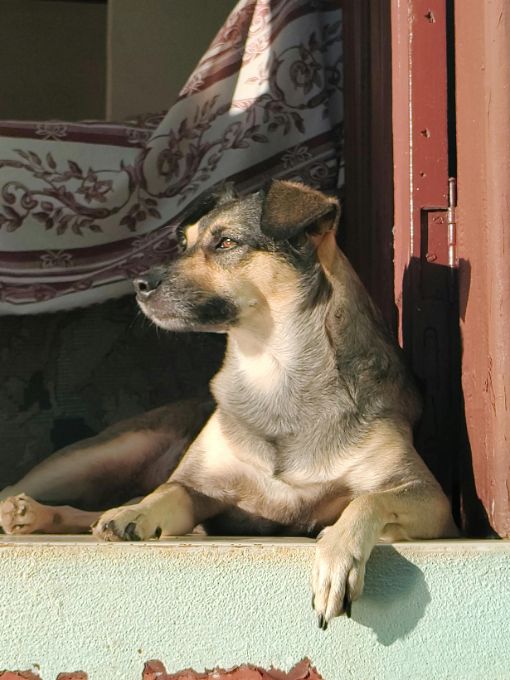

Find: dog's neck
211;244;402;441
228;297;334;384
211;281;339;442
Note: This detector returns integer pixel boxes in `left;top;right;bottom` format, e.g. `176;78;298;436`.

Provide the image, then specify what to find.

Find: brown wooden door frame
455;1;510;538
342;0;509;535
391;0;461;510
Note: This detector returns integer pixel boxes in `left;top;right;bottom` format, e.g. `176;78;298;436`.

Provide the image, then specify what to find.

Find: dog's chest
208;424;352;525
229;460;353;530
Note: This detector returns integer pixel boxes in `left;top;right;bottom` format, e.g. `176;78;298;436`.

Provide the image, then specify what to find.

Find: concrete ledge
0;537;508;679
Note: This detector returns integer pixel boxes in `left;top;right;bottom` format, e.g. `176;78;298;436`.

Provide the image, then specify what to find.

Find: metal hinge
421;178;458;302
447;176;457;269
423;177;458;269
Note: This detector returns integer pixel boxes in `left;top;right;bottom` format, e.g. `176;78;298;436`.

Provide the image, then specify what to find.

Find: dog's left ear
260;180;340;242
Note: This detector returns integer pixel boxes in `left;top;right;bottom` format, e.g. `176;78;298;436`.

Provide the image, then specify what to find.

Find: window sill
0;537;508;680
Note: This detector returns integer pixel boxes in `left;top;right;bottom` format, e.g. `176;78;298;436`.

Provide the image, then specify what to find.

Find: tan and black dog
0;180;458;626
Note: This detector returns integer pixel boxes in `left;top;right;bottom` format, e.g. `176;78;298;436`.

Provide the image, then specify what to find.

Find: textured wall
0;538;508;680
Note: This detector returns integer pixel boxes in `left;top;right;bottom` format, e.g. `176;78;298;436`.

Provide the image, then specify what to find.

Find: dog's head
134;180;340;332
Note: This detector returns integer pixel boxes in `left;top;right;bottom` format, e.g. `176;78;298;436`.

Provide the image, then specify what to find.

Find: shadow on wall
353;545;429;646
401;256;493;537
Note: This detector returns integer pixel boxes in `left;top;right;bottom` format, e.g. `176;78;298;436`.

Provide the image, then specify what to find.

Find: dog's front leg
312;481;456;627
93;483;223;541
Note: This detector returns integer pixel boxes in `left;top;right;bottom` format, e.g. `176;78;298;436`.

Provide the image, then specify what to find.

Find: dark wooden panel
340;0;395;330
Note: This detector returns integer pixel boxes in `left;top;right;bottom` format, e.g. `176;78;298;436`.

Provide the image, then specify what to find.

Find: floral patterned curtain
0;0;343;314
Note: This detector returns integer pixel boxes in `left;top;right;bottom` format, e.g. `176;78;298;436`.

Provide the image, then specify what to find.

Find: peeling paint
142;659;323;680
0;661;320;680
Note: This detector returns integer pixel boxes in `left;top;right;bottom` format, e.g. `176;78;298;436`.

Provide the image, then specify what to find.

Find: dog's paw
312;526;367;629
0;494;54;534
93;505;162;542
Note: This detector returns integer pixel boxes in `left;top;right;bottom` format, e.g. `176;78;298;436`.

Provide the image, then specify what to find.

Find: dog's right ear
260;180;340;241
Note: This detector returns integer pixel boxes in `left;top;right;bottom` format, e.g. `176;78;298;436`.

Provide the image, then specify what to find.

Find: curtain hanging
0;0;343;314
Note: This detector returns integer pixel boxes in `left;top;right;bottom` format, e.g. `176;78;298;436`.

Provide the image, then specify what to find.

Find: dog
0;180;458;627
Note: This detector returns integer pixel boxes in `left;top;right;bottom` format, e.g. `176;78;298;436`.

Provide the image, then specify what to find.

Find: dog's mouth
137;293;238;333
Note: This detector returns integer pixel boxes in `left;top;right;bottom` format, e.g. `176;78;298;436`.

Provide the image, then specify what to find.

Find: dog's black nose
133;269;163;299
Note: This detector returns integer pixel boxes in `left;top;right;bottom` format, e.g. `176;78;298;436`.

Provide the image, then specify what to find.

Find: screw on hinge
448;177;457;268
447;177;458;301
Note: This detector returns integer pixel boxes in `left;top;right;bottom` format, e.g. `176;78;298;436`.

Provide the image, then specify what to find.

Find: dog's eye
177;230;187;250
216;237;237;250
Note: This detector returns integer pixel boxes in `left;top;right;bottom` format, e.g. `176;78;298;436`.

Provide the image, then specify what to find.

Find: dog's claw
343;597;352;618
343;584;352;618
317;614;328;631
124;521;140;541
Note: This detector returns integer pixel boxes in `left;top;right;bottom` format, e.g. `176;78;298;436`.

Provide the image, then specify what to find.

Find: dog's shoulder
324;250;422;427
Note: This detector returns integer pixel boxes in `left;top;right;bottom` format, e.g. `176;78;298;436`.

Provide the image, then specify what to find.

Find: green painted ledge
0;537;508;680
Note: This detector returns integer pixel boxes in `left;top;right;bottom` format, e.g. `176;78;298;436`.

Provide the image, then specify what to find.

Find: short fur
0;181;458;627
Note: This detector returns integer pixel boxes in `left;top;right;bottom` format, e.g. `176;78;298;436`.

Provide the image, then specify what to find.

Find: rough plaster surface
0;538;508;680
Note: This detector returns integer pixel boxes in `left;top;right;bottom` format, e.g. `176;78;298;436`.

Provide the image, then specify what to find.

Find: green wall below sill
0;537;508;680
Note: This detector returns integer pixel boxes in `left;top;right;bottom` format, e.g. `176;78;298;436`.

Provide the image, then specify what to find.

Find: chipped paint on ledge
0;659;321;680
